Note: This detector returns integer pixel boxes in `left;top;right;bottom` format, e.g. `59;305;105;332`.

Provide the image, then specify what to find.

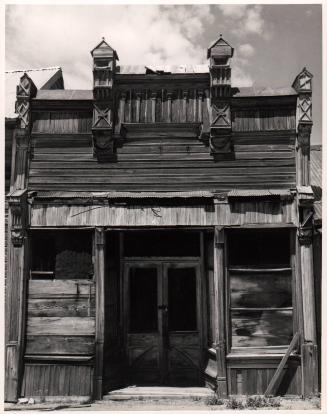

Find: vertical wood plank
151;92;156;123
167;92;172;123
213;227;227;397
301;343;318;397
93;228;105;400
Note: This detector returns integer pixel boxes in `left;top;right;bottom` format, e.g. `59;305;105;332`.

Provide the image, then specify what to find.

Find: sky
5;4;322;143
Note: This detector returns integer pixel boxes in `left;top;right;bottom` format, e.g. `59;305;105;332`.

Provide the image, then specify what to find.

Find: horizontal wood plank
27;317;95;336
25;335;95;355
28;280;95;298
29;166;295;177
28;298;95;317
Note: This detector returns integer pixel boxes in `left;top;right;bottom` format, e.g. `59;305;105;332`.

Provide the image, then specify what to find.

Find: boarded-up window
228;229;293;348
31;230;93;279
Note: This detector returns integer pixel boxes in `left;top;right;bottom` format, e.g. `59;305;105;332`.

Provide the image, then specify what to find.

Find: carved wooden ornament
298;94;312;123
15;74;36;129
93;105;113;129
211;101;231;128
8;195;25;247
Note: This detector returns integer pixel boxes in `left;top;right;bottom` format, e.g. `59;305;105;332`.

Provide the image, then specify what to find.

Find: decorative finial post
206;36;234;156
292;67;313;186
91;38;119;162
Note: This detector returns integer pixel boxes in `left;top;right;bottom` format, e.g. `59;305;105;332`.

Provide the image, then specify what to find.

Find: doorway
123;259;203;386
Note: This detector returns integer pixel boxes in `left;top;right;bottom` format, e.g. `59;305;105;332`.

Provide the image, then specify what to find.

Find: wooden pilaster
5;73;35;402
94;227;106;400
213;227;227;397
292;67;318;397
300;237;318;397
5;191;29;402
297;188;318;396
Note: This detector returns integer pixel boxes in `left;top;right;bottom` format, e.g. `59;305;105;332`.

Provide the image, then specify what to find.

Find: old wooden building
5;37;321;402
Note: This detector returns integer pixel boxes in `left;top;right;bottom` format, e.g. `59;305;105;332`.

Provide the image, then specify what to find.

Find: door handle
158;305;168;312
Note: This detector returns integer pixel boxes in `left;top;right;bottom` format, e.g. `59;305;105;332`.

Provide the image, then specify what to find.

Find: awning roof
32;190;215;199
227;189;293;198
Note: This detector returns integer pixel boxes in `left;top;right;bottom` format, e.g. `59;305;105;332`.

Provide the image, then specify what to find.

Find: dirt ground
4;396;321;411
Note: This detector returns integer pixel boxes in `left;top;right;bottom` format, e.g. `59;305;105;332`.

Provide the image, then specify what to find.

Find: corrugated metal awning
227;189;293;198
33;190;215;199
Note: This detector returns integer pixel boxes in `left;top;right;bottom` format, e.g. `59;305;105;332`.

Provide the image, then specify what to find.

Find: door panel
164;263;202;385
125;264;162;384
124;260;202;385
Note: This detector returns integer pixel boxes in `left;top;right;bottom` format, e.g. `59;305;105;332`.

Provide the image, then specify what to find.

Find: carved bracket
8;191;27;247
297;186;314;245
297;123;312;160
297;123;312;148
298;209;314;245
92;130;116;162
210;129;232;154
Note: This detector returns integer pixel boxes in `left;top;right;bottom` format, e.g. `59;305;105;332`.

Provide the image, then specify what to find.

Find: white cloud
5;5;213;89
218;5;247;20
244;5;264;34
232;65;254;87
218;5;269;38
239;44;255;59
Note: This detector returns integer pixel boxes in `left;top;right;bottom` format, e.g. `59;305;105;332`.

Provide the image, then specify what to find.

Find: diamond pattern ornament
92;104;112;129
211;101;231;128
15;101;30;128
298;95;312;123
16;74;36;98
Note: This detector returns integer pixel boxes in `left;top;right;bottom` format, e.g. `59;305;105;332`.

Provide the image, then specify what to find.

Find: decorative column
5;73;35;402
207;35;233;157
93;228;106;400
293;67;313;186
293;68;318;397
91;38;119;162
213;227;227;397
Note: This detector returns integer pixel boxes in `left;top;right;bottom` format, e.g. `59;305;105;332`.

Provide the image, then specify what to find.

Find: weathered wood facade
5;36;320;401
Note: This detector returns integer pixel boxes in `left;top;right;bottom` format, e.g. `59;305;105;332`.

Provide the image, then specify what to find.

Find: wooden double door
123;260;203;386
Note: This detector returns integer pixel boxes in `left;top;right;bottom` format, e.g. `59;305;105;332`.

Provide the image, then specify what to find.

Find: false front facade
5;37;320;401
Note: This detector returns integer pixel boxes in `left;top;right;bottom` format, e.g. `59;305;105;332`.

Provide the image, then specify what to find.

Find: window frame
225;227;297;355
29;229;95;281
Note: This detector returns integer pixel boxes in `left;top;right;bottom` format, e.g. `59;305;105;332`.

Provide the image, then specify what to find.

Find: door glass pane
168;267;197;331
129;268;158;333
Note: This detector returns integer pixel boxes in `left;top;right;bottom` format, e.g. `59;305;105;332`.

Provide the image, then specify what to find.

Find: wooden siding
21;364;93;396
23;279;95;397
116;89;295;129
29;200;296;227
32;112;92;134
232;108;296;132
28;129;296;192
227;362;301;395
118;89;208;124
